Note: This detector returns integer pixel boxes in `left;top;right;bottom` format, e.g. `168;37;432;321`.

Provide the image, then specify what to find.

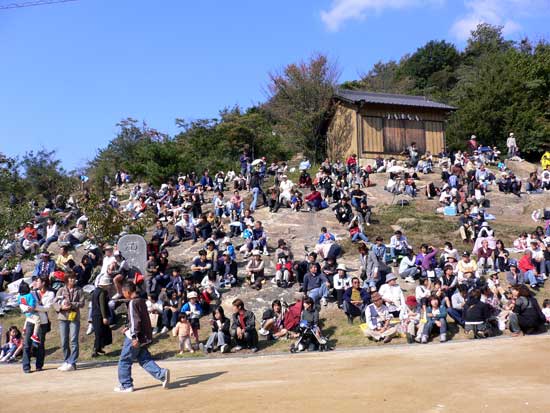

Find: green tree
266;53;340;161
19;149;77;201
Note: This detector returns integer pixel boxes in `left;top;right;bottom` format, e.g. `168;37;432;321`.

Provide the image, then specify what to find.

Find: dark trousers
231;329;258;349
162;309;178;329
22;322;47;372
343;301;364;319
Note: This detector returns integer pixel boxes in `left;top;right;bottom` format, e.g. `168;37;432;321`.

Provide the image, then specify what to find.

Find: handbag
67;311;77;321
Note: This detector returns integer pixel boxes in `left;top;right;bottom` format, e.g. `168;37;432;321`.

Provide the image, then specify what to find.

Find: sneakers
263;249;269;256
320;297;328;307
250;347;258;353
57;363;68;371
233;345;243;352
152;328;159;335
162;369;170;389
258;328;269;336
440;334;447;343
86;324;94;335
220;344;228;353
114;386;135;393
404;276;416;283
30;334;41;345
160;327;169;335
111;293;122;300
420;335;428;344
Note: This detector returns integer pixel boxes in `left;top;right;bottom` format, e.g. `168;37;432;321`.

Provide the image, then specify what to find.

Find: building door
383;119;405;153
405;120;426;154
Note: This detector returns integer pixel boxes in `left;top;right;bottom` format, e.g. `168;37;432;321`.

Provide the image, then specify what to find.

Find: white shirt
378;283;406;318
46;224;58;239
389;235;409;251
333;274;352;290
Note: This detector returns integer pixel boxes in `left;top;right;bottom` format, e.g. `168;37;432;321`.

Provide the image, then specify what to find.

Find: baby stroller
289;320;329;353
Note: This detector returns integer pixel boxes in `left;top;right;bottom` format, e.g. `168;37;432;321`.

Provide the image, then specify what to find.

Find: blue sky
1;0;548;171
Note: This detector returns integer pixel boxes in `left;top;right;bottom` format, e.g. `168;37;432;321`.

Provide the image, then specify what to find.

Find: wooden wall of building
327;103;358;160
327;101;449;159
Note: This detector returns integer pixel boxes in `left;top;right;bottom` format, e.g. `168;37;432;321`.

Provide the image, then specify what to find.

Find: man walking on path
114;281;170;393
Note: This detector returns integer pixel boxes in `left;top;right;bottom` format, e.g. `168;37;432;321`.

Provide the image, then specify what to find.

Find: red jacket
518;254;535;273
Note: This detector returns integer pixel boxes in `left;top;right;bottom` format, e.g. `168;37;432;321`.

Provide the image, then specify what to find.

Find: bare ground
2;335;550;413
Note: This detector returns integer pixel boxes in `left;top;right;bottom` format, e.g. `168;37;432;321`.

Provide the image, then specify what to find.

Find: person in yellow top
55;246;74;271
541;151;550;170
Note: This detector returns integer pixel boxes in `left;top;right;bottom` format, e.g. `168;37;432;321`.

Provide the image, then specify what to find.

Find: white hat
337;263;347;272
481;222;489;227
187;291;198;299
471;134;476;139
509;132;514;137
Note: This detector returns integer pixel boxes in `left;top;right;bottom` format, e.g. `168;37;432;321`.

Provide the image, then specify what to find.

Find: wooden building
326;89;456;160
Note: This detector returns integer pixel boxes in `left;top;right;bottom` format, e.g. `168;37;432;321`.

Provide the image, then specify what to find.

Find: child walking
172;313;193;354
115;281;170;393
17;282;41;344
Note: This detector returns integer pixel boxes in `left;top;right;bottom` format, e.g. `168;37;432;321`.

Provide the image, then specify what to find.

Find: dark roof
334;89;456;110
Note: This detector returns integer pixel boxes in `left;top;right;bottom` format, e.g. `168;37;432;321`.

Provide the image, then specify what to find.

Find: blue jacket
343;287;371;305
33;260;55;277
426;304;447;322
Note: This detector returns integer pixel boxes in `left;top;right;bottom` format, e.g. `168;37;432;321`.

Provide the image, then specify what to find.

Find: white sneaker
220;344;228;353
62;364;75;371
152;328;159;335
111;293;122;300
160;327;169;335
405;276;416;283
321;297;328;307
263;250;269;256
57;363;68;371
258;328;269;336
114;386;134;393
162;368;170;389
86;324;94;335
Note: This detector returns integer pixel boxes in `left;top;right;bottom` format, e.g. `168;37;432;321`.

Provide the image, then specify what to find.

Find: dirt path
2;335;550;413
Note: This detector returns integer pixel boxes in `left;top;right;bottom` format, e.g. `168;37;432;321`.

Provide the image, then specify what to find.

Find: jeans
59;319;80;366
423;319;447;337
399;266;418;279
205;331;226;349
250;187;259;211
447;308;464;327
39;235;58;249
22;322;47;372
352;232;369;243
524;270;542;286
307;284;329;303
390;248;406;261
118;337;167;390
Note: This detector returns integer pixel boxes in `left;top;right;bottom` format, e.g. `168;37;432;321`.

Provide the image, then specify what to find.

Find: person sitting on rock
259;299;288;340
303;262;330;307
245;250;265;290
190;250;212;283
333;264;352;308
230;298;258;352
246;221;268;256
274;239;293;287
333;197;353;225
363;292;397;343
342;276;370;324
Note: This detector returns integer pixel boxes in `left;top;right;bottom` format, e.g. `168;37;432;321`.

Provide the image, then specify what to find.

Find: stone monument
117;234;147;275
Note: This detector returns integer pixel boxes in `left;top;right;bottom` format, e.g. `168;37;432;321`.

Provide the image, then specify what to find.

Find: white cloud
320;0;443;32
450;0;546;41
320;0;547;38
